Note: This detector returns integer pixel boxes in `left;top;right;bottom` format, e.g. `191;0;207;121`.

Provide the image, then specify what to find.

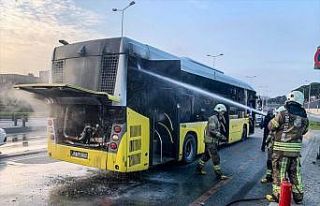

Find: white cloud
0;0;104;75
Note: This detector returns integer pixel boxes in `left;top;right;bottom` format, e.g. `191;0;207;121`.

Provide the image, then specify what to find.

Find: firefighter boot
293;192;303;204
214;165;229;180
260;174;273;184
196;161;207;175
266;194;279;203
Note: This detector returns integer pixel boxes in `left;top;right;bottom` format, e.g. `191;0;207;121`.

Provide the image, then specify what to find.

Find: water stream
136;63;266;116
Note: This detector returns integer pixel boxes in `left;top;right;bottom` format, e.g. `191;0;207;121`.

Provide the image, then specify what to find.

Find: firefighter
79;123;94;144
266;91;309;204
196;103;229;180
261;106;286;184
260;109;275;152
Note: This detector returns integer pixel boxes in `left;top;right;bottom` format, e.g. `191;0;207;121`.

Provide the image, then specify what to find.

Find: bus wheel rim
185;139;193;159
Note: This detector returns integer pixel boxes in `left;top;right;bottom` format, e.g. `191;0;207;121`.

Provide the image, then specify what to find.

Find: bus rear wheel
183;134;197;163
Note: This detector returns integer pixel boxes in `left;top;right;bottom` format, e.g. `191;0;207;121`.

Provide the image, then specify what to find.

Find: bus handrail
158;122;174;144
154;129;163;163
164;113;173;131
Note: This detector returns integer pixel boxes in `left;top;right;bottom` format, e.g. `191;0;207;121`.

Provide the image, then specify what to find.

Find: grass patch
309;121;320;130
0;112;31;119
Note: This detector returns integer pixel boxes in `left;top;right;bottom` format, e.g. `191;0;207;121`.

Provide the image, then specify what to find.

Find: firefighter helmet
214;104;227;113
286;91;304;105
275;106;286;115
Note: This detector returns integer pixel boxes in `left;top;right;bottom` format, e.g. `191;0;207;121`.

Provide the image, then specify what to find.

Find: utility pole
207;53;224;68
112;1;136;38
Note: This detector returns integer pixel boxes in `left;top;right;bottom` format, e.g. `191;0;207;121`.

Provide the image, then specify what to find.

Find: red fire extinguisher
279;178;292;206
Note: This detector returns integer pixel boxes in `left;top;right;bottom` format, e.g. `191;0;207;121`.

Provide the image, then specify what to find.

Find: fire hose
225;197;266;206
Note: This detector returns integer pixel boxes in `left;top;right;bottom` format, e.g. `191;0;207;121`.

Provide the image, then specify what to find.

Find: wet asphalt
0;129;278;206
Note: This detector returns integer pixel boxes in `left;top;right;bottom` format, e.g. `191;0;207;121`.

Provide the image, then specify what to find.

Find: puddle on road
49;171;143;199
44;169;152;206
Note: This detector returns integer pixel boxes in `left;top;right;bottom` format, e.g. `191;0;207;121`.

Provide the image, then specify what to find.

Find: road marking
189;178;232;206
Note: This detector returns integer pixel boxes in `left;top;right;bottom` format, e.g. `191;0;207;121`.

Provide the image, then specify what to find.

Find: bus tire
182;133;197;163
242;126;248;141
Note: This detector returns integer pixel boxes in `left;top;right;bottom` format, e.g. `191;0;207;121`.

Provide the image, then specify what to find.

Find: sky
0;0;319;97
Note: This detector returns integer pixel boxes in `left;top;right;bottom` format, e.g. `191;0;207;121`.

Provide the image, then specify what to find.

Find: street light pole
112;1;135;38
121;10;124;38
207;53;224;68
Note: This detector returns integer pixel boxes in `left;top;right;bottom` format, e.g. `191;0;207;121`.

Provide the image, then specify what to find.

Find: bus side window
179;94;192;122
229;106;239;119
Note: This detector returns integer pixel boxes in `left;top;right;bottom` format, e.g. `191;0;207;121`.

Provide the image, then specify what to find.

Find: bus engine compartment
51;104;126;150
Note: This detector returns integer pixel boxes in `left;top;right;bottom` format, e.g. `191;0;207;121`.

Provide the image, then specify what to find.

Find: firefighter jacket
268;103;309;157
204;112;226;144
260;113;274;132
266;132;275;149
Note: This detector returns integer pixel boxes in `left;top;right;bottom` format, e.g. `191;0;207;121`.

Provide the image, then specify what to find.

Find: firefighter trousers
197;143;222;176
265;147;273;178
261;129;269;151
272;152;303;202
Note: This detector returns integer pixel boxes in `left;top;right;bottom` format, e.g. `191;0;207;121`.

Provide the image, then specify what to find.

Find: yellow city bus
15;37;256;173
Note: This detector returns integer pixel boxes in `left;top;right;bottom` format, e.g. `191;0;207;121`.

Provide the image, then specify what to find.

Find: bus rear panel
48;103;150;172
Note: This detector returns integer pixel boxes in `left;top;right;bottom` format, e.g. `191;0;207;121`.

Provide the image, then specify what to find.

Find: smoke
136;63;266;116
0;84;49;116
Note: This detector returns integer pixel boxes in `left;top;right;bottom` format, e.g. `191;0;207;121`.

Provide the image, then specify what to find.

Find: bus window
179;94;193;122
229;106;239;119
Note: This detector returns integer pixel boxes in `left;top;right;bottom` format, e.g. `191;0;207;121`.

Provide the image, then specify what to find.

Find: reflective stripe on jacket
273;141;302;153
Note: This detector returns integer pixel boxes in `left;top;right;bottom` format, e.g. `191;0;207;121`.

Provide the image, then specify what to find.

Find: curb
0;148;47;160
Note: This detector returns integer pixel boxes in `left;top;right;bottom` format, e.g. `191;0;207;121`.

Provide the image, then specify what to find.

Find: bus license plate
70;150;88;159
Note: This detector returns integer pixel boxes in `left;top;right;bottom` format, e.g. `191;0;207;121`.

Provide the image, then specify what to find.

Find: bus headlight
112;134;119;141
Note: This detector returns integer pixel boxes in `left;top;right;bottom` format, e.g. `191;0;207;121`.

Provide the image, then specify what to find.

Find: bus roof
123;37;255;91
54;37;255;91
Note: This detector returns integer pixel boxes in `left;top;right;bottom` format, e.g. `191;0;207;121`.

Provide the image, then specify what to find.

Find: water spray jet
136;63;266;116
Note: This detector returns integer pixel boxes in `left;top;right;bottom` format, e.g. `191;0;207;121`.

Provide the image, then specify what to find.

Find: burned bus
15;37;256;172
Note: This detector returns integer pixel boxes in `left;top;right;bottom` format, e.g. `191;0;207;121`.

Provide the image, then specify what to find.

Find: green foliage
0;112;31;119
309;121;320;130
267;95;287;105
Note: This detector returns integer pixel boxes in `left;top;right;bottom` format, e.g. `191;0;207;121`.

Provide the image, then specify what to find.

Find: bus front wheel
183;134;197;163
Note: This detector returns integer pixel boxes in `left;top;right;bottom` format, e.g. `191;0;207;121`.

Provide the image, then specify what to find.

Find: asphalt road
1;129;319;206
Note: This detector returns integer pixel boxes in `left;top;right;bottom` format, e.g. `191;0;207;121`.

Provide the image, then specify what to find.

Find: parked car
0;128;7;146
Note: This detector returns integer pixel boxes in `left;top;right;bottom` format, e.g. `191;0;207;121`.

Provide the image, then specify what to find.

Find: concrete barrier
3;126;46;134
